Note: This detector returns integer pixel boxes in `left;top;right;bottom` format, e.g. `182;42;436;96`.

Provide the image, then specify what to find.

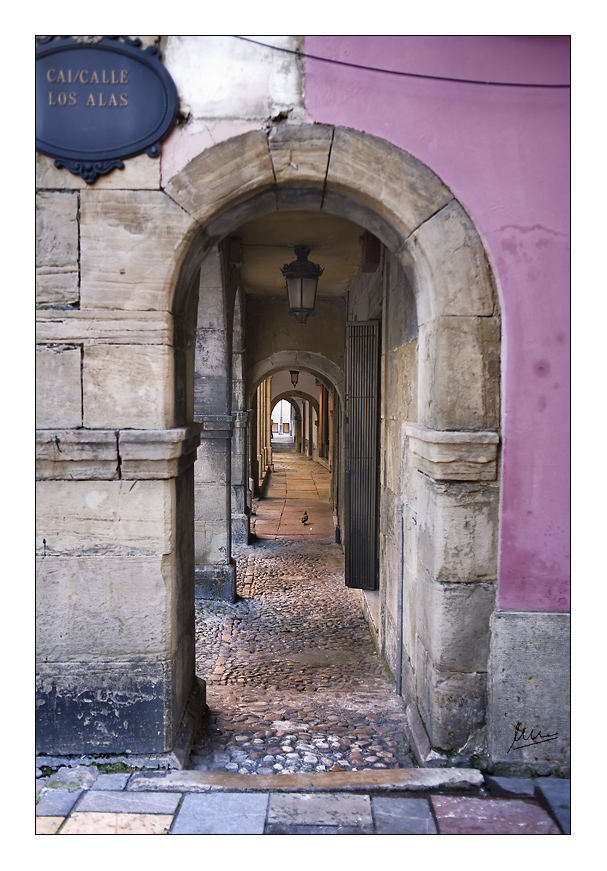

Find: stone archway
249;352;343;408
166;124;500;761
36;123;500;763
272;396;300;447
272;390;319;418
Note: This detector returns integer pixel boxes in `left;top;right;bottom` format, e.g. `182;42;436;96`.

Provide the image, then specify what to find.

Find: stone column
248;399;259;497
231;284;250;545
192;245;238;601
294;400;302;453
264;378;273;472
306;401;313;457
261;381;268;472
194;415;236;602
253;378;272;490
256;384;264;489
231;410;250;545
36;424;203;758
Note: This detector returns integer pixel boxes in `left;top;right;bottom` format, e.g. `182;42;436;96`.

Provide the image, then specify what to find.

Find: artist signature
507;721;558;753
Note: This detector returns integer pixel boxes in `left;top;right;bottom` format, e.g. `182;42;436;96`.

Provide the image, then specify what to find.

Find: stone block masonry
489;611;570;774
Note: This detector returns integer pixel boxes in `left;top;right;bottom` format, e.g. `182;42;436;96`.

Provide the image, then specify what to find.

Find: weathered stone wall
349;252;422;749
345;237;502;761
488;611;570;775
35;434;201;753
36;115;203;756
375;252;418;684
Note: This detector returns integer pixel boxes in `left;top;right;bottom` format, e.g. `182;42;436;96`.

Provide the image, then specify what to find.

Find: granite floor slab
36;788;83;816
371;796;437;834
92;773;132;791
267;792;373;832
75;790;181;814
430;795;561;834
484;775;536;797
534;777;571;834
34;780;570;834
170;792;269;834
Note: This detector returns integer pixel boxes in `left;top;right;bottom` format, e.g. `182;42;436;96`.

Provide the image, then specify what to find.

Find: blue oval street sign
36;36;179;183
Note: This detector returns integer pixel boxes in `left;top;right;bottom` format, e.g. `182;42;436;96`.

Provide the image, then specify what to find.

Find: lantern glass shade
290;370;299;387
286;276;317;323
281;245;323;324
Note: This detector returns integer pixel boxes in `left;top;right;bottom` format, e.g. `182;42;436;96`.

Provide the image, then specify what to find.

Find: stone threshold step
127;768;484;794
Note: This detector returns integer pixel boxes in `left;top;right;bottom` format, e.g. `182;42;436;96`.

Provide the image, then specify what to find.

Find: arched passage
166;124;500;760
248;353;344;408
272;391;319;418
271;397;299;447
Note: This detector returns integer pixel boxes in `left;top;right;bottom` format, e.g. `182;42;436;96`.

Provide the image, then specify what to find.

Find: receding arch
272;390;320;418
249;351;343;408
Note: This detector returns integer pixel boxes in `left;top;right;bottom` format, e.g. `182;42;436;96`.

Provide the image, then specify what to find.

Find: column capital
405;424;499;481
119;425;202;479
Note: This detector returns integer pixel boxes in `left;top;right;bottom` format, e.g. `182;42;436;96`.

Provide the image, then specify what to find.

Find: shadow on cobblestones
190;455;415;775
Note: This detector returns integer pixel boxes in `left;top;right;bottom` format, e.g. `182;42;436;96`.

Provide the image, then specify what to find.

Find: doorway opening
271;399;296;448
187;204;418;772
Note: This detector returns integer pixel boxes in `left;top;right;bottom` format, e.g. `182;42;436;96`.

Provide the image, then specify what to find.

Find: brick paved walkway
190;453;415;774
36;767;569;834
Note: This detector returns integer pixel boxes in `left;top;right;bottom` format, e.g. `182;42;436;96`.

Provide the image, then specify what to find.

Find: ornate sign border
36;36;179;183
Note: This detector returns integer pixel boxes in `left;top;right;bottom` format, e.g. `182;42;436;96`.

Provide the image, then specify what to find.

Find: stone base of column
231;513;251;546
36;665;206;766
195;562;237;602
403;702;450;768
36;677;206;771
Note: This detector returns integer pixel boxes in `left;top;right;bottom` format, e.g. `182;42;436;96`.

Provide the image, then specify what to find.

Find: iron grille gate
344;320;379;590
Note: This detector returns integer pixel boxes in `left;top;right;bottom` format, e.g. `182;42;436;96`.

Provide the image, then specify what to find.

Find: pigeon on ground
301;511;308;525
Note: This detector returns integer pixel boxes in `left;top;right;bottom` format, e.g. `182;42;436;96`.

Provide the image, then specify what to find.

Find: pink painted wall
304;36;570;612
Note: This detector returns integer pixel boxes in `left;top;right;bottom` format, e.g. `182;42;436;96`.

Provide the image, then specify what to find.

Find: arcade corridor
189;453;414;773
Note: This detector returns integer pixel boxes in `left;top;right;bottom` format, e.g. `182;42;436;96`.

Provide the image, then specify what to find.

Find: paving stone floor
190;453;414;775
35;768;570;834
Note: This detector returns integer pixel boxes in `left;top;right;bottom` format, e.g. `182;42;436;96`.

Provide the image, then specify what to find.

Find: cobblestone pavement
190;453;415;775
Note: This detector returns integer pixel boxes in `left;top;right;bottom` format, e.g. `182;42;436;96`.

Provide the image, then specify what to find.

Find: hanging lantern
290;370;299;387
281;245;323;324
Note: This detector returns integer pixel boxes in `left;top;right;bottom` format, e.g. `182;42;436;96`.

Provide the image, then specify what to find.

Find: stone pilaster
403;425;500;758
36;425;203;760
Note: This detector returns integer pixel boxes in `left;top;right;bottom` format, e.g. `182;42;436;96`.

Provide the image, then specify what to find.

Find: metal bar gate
344;320;379;590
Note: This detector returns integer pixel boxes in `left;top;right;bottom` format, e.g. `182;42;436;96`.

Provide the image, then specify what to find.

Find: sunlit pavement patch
59;813;173;834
